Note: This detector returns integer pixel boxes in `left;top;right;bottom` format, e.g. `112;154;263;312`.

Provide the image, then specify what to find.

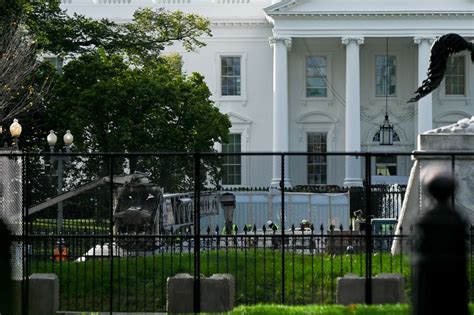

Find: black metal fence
4;151;473;313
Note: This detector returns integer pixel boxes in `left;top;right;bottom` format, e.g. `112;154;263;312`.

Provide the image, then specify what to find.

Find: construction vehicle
28;172;220;250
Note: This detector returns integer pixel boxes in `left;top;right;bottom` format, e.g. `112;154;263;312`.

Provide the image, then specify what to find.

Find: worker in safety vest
221;224;238;235
53;240;68;262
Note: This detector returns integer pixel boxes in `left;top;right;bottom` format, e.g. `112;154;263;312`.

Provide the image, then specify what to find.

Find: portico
265;0;474;187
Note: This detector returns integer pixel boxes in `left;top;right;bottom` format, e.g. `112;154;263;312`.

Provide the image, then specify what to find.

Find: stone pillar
28;274;60;315
414;37;435;135
269;36;292;187
342;37;364;187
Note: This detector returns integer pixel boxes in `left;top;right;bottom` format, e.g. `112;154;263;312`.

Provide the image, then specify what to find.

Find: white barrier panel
200;191;350;234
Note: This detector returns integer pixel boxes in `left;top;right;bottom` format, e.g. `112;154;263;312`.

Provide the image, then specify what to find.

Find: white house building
61;0;474;188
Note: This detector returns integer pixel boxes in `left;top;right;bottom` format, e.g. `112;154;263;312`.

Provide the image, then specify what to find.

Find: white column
342;37;364;187
414;36;435;135
269;36;292;187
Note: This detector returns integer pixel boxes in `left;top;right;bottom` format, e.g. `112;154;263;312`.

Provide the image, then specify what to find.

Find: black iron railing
0;151;471;313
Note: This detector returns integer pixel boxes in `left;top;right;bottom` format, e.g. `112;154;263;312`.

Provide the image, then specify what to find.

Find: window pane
445;55;465;96
221;56;241;96
375;55;396;97
222;134;242;185
307;132;327;184
306;56;328;98
376;155;397;176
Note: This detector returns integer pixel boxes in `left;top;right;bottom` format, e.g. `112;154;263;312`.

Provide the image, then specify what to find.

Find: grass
29;249;411;312
231;304;474;315
231;304;408;314
63;304;474;315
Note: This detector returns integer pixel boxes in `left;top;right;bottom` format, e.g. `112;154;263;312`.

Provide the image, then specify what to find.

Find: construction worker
221;223;238;235
53;239;68;262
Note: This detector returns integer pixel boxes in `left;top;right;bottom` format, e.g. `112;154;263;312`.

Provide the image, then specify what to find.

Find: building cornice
210;18;270;26
265;11;474;18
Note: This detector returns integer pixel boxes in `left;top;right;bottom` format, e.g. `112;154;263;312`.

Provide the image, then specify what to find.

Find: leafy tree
1;0;211;127
24;2;211;63
1;0;229;193
46;51;230;190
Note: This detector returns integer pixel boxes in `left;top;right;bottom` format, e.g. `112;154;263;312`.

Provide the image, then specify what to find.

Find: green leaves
22;2;211;62
46;52;230;189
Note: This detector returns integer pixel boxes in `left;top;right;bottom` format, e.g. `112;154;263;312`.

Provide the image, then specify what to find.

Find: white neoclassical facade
62;0;474;188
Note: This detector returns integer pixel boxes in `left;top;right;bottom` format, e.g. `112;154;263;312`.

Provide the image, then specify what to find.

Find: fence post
109;155;114;312
280;153;285;304
364;153;373;304
412;169;468;315
22;153;29;315
193;152;201;313
0;218;12;315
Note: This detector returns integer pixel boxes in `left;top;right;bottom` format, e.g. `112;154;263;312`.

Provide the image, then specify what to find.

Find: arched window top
373;130;400;142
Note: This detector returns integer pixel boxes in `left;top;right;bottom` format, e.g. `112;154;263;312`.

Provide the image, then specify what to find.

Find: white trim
265;10;474;18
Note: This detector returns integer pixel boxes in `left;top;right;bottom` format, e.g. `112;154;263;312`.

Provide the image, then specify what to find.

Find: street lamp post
9;119;22;148
47;130;73;234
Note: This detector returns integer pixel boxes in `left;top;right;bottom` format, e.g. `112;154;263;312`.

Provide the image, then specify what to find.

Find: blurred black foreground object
412;169;468;315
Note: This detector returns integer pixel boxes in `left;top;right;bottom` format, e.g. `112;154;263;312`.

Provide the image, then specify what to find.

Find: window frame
221;133;243;186
439;52;470;100
305;55;328;98
374;54;397;98
306;132;328;185
215;53;247;102
444;54;466;97
302;52;333;102
375;155;398;176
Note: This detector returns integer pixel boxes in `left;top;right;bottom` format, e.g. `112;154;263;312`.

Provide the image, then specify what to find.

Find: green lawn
231;304;409;315
29;250;411;312
231;304;474;315
67;304;474;315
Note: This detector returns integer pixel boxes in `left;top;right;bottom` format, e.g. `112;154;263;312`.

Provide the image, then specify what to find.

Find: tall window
376;156;397;176
375;55;396;96
307;132;327;184
222;134;241;185
221;56;241;96
445;55;465;96
306;56;327;97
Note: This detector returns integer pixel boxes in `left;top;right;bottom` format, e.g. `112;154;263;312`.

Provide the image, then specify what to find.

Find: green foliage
231;304;410;315
23;1;211;61
46;51;230;189
2;0;228;190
